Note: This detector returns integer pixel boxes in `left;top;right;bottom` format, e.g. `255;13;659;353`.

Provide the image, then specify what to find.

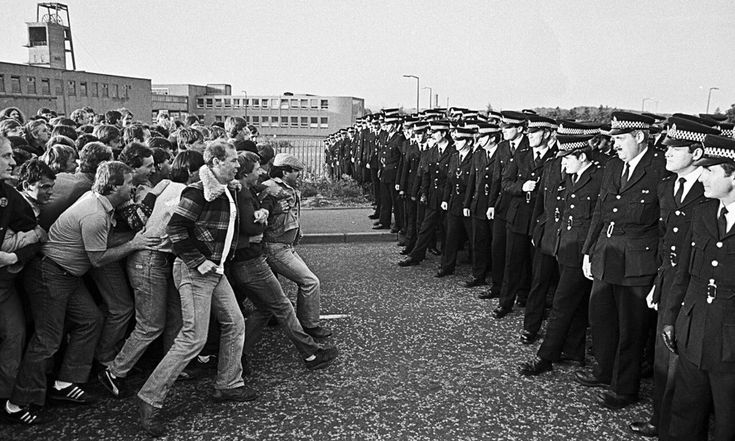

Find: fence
261;138;327;178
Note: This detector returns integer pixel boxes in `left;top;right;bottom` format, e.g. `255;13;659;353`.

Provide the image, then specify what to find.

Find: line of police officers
325;108;735;441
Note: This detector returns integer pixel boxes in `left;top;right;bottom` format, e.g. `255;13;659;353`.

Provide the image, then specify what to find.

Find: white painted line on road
320;314;350;320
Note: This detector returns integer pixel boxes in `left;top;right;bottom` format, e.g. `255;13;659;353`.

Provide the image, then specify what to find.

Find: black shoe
372;224;390;230
434;269;454;278
137;397;165;437
597;390;638;410
519;357;553;376
389;227;400;233
398;258;420;267
303;326;333;339
368;214;379;220
396;241;407;247
520;330;539;345
305;347;339;370
492;306;512;319
463;278;488;288
629;421;658;437
478;290;500;299
574;370;610;388
212;386;258;402
48;383;96;404
1;404;50;425
98;368;125;398
428;248;441;256
559;353;586;368
373;220;381;226
399;248;411;255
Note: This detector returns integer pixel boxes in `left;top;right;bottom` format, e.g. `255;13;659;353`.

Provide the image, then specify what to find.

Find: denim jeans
0;274;25;399
264;242;321;328
229;255;319;358
11;257;103;406
109;250;181;378
137;258;245;409
89;261;134;364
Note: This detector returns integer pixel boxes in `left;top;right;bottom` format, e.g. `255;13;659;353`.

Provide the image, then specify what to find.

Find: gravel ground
1;243;653;441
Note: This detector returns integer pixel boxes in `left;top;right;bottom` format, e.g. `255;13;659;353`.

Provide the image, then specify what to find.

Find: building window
27;77;37;94
55;79;64;95
205;98;213;108
281;116;289;126
271;116;279;127
261;117;269;127
91;82;98;97
271;99;279;109
300;99;308;108
310;99;318;109
310;117;318;128
67;80;76;96
124;85;129;99
233;99;240;108
320;99;329;110
215;115;223;122
11;76;21;93
320;117;328;128
197;98;204;108
112;84;119;98
41;78;50;95
290;116;299;127
214;98;222;108
290;99;299;109
101;83;109;97
251;116;260;126
252;99;259;108
80;81;87;96
224;98;231;108
300;116;308;128
280;99;289;109
0;75;4;93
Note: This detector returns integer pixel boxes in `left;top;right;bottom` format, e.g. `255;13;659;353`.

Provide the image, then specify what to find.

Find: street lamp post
642;97;654;112
706;87;719;114
403;74;420;112
422;86;433;108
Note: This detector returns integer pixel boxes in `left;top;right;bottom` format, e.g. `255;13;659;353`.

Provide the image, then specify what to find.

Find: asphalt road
2;242;652;440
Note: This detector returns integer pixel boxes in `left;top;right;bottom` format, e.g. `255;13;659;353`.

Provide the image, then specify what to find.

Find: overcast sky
1;0;734;115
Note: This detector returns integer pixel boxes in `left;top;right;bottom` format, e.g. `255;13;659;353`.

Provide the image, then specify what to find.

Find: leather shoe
492;306;512;319
559;353;586;368
520;330;539;345
434;269;454;278
463;278;487;288
574;370;610;388
428;248;441;256
398;258;420;267
477;291;498;299
368;214;379;220
519;357;552;376
629;421;658;437
372;224;390;230
597;390;638;410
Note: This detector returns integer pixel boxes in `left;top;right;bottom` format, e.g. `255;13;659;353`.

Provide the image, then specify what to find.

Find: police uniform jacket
582;148;668;286
379;131;404;184
502;144;558;235
664;199;735;372
443;149;474;217
555;162;603;267
652;174;707;304
420;143;454;210
488;137;529;221
412;146;431;199
395;137;411;191
400;140;421;195
464;146;498;219
531;156;567;256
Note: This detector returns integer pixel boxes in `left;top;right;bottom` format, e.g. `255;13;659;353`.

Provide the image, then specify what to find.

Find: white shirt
219;187;237;272
674;167;702;202
623;147;648;179
532;145;549;162
718;200;735;233
575;162;593;182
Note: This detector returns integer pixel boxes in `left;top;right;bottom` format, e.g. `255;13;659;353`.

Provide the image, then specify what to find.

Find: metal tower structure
25;2;76;70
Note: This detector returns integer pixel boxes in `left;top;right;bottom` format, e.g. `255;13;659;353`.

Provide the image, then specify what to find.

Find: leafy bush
300;175;369;205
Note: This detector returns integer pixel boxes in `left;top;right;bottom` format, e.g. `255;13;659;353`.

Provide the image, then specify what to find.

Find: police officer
399;121;427;255
577;111;668;410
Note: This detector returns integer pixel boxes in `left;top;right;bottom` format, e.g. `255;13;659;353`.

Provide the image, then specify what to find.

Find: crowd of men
0;106;338;437
324;107;735;441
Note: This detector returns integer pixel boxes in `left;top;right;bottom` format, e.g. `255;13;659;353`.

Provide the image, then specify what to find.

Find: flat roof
0;60;150;82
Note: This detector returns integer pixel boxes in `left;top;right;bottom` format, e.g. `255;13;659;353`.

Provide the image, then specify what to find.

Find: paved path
300;207;396;243
2;243;651;441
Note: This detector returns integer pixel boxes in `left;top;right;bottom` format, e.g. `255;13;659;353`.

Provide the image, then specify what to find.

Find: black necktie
674;177;686;205
534;151;541;168
719;207;729;238
620;163;630;188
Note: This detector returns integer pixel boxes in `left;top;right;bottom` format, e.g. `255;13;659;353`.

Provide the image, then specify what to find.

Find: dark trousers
668;354;735;441
651;265;678;435
523;250;558;334
471;217;492;281
498;229;533;310
11;257;103;406
379;181;395;226
370;165;381;213
409;207;443;261
0;276;24;399
394;190;404;231
537;264;591;362
440;214;472;272
404;198;418;248
588;279;651;396
490;218;507;294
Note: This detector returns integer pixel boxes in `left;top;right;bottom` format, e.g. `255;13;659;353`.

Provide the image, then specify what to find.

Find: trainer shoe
98;368;125;398
305;347;339;370
1;404;50;425
212;386;258;402
48;383;95;404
